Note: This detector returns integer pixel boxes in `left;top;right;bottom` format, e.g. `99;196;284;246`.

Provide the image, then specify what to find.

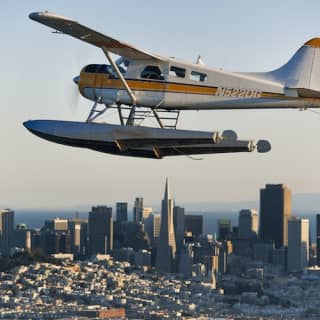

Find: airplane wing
29;11;162;61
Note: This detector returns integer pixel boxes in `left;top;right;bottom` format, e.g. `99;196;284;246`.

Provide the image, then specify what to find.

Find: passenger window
169;66;186;78
190;71;207;82
140;66;164;80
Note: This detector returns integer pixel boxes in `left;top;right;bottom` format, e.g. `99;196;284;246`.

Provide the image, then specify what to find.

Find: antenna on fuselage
196;55;205;66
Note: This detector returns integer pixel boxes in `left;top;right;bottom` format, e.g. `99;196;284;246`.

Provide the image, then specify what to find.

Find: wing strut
103;49;137;126
103;49;137;105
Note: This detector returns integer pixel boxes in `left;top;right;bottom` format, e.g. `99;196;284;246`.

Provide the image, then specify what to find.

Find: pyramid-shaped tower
156;178;177;273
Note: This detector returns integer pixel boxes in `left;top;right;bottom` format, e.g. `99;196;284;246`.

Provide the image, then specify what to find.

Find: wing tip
29;11;76;23
29;11;42;21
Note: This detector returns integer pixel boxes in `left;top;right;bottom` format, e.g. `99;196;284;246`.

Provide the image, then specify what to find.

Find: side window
140;66;164;80
190;71;207;82
169;66;186;78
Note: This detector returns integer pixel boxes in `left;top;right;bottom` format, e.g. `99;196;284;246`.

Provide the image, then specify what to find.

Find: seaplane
24;11;320;159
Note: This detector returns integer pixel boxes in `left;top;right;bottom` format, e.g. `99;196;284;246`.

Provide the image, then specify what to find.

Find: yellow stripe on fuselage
78;71;288;99
79;72;218;95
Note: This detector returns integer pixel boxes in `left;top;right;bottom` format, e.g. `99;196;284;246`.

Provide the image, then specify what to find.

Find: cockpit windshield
84;64;112;74
84;61;128;78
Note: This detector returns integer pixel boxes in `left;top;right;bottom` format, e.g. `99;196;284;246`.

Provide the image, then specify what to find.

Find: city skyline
3;180;319;255
2;1;320;207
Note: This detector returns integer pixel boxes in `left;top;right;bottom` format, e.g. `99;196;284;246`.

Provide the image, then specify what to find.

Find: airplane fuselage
78;57;320;110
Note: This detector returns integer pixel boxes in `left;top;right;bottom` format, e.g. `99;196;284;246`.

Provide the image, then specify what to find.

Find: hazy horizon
4;191;320;213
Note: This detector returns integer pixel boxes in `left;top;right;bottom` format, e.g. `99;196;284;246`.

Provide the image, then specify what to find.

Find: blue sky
2;0;320;209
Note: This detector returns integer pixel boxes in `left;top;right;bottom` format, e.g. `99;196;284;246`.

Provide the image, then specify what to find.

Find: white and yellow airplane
24;11;320;159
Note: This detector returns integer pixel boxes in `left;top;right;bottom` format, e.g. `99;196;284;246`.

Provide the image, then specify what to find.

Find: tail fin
271;38;320;97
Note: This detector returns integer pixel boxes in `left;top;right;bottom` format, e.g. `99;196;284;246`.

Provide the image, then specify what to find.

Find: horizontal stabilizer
297;88;320;98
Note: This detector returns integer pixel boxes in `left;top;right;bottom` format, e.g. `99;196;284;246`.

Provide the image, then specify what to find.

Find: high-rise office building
133;198;143;223
41;217;72;255
156;179;176;273
59;232;72;253
116;202;128;222
30;230;41;252
178;244;193;278
185;215;203;239
41;232;61;255
0;209;14;253
114;203;128;248
317;214;320;266
260;184;291;248
142;207;153;220
12;224;31;252
69;218;88;256
217;219;231;241
173;206;185;249
287;218;309;272
143;213;161;245
238;209;259;239
123;221;150;250
45;217;68;231
40;231;72;255
153;213;161;244
88;206;113;255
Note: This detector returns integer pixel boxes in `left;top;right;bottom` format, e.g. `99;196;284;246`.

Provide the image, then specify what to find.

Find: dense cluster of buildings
1;181;320;318
1;182;318;275
230;184;313;273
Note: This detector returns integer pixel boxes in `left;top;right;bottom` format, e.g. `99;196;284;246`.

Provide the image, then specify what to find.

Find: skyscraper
260;184;291;248
142;207;153;220
0;209;14;254
153;213;161;242
69;218;88;256
12;224;31;252
217;219;231;241
45;217;68;231
88;206;113;255
185;215;203;239
40;219;72;255
317;214;320;266
114;203;128;248
123;221;150;250
238;209;258;239
116;202;128;222
173;206;185;250
287;218;309;272
133;198;143;223
156;179;176;273
143;213;161;245
178;244;193;278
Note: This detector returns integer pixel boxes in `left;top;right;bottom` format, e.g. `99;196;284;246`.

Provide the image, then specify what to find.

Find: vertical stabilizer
270;38;320;96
